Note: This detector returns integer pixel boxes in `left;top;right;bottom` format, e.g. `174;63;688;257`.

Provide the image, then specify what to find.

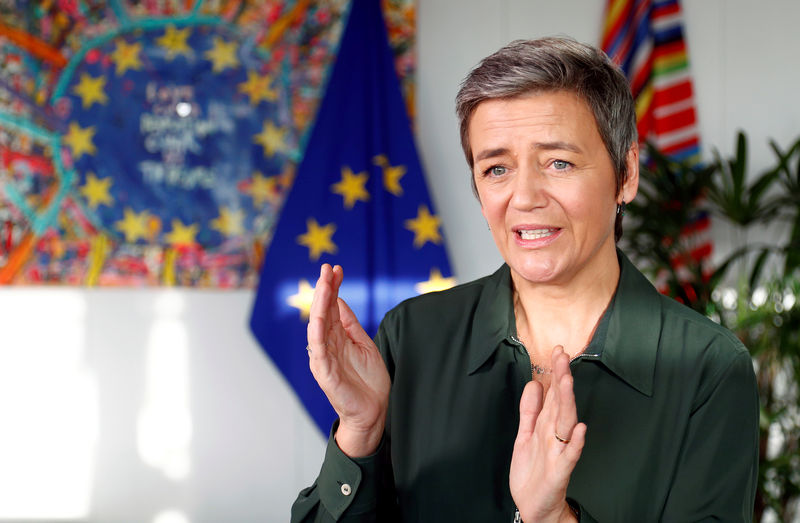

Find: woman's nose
509;167;547;210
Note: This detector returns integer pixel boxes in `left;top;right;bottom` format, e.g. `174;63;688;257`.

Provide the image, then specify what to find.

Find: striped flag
602;0;711;278
602;0;701;162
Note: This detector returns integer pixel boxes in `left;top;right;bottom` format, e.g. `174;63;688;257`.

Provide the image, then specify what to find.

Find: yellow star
111;39;143;75
115;207;149;243
415;268;457;295
72;73;108;109
297;218;337;261
253;121;288;157
405;204;442;248
374;154;406;197
80;172;113;209
164;218;199;246
156;25;192;60
247;171;280;207
63;122;97;158
210;206;245;237
331;166;370;209
204;36;239;72
288;279;315;320
237;70;278;105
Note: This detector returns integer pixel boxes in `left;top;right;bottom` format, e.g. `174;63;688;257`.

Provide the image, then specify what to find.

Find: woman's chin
510;260;563;285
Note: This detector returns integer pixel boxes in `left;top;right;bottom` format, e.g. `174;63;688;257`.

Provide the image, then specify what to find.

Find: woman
292;38;758;522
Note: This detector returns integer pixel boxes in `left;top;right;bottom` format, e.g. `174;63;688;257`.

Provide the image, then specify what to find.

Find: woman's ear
620;142;640;204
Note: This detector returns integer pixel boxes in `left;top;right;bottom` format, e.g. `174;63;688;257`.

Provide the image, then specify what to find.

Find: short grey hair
455;37;637;199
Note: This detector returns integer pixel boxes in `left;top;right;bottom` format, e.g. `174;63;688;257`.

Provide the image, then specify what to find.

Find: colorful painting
0;0;416;286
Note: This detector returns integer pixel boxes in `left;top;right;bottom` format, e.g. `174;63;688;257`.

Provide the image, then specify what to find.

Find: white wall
0;288;323;523
1;1;799;521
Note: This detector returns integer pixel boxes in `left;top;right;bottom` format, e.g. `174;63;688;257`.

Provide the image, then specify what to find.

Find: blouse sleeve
290;421;396;522
290;318;399;522
660;349;759;521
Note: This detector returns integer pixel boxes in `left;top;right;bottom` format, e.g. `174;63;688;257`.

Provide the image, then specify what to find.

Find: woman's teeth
518;228;557;240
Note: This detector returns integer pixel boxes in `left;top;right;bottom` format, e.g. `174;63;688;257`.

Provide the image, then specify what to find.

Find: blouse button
341;483;352;496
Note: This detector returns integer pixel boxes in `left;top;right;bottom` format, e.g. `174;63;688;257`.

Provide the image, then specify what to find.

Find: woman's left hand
509;346;587;523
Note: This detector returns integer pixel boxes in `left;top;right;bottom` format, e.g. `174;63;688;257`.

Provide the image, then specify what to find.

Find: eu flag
249;0;454;435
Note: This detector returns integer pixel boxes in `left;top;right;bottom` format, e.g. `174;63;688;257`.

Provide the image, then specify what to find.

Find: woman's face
469;90;638;286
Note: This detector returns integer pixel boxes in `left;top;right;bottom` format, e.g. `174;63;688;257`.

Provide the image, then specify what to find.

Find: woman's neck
511;249;620;364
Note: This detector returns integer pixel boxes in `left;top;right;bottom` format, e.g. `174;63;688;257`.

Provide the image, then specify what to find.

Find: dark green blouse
291;252;759;522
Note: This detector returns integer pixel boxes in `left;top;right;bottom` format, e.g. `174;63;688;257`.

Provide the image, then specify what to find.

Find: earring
616;201;627;216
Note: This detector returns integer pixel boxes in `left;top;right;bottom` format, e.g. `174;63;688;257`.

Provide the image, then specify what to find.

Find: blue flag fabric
249;0;454;435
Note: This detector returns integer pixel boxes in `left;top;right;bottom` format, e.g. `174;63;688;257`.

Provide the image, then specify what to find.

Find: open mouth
516;228;559;240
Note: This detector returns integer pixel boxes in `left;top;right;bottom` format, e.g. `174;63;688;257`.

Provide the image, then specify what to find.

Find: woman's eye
552;160;571;170
485;165;507;176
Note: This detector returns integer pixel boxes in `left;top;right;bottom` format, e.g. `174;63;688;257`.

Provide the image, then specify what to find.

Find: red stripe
654;79;693;105
668;252;686;268
637;111;655;141
655;107;697;133
652;2;680;18
680;214;710;235
681;283;698;303
669;241;712;269
689;243;713;262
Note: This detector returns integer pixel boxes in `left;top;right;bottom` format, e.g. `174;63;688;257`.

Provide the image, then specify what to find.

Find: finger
561;422;587;468
516;380;543;441
308;264;333;348
537;348;564;428
551;345;572;403
537;381;559;434
551;345;569;384
548;345;566;415
326;265;344;326
338;297;376;348
555;374;578;443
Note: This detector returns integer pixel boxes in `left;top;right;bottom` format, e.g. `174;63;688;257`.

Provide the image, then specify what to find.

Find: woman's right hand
307;264;391;458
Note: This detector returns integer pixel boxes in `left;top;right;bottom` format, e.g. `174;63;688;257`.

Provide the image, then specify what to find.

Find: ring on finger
554;431;571;444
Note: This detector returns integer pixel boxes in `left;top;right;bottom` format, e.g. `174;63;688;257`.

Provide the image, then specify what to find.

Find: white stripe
651;12;682;32
654;126;699;148
653;70;691;90
682;227;712;245
653;98;696;118
629;38;653;79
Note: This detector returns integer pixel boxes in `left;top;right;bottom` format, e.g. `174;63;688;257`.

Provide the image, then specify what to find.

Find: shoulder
618;251;748;363
654;291;754;402
657;291;748;357
615;252;752;401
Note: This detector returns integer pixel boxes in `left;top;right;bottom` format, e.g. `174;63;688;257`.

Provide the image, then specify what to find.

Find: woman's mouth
517;228;559;240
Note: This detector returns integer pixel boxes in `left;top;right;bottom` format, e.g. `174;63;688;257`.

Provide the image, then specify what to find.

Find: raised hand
509;346;587;523
307;264;391;457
